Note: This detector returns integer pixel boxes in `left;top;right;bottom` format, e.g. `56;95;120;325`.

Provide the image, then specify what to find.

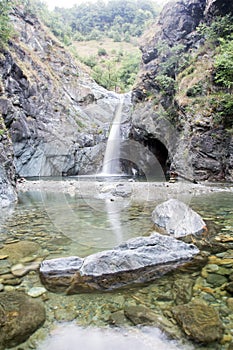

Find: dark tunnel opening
144;138;170;176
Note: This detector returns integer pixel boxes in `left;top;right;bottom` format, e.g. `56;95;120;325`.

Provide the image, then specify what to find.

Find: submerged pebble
27;287;47;298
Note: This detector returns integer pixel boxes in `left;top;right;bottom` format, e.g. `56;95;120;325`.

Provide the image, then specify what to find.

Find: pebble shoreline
17;179;233;202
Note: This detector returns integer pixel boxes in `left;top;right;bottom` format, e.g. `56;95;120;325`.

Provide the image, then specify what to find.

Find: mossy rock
172;299;223;343
0;240;41;264
0;291;45;349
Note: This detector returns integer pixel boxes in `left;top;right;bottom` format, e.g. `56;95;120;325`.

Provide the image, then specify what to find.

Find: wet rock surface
152;198;206;237
0;240;41;264
40;232;199;293
0;291;46;349
0;165;16;207
0;117;17;207
172;299;223;343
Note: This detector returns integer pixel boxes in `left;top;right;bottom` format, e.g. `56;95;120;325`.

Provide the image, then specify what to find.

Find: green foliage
186;81;204;97
118;52;141;88
0;0;13;48
81;55;97;68
17;0;49;21
197;15;233;43
157;42;190;77
86;29;102;41
98;47;107;56
214;36;233;89
14;0;153;92
92;50;141;92
210;94;233;127
47;0;159;44
154;75;176;94
92;61;119;91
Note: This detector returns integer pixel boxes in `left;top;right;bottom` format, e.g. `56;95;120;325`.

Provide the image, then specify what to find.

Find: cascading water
101;95;124;175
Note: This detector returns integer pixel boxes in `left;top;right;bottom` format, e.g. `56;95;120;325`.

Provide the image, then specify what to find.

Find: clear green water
0;186;233;350
0;190;154;258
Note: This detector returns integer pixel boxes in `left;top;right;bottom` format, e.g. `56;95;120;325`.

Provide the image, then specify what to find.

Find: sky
44;0;170;11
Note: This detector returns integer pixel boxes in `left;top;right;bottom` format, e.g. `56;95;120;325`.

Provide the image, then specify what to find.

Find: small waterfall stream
101;95;124;175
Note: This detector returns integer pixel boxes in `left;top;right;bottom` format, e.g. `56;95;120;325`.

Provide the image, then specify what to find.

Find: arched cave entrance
144;138;170;177
120;134;171;179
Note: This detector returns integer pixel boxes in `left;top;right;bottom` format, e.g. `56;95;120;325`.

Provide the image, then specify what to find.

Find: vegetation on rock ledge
0;0;13;48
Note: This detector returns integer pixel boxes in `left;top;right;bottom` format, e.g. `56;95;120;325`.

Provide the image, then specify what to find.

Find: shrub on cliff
0;0;12;48
214;36;233;89
197;15;233;43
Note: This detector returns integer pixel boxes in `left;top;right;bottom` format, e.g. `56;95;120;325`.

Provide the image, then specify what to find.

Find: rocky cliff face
0;1;232;185
0;115;17;206
0;5;124;178
132;0;233;181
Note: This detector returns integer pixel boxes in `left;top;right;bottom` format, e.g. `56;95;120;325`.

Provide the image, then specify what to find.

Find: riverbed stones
226;282;233;294
152;199;206;237
109;310;129;325
27;287;47;298
0;291;46;349
124;305;159;325
206;273;228;287
171;299;223;343
40;232;199;293
124;305;183;339
0;240;41;264
11;261;40;277
0;164;17;208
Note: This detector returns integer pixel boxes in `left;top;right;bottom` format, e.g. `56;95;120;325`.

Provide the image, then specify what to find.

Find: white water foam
38;324;194;350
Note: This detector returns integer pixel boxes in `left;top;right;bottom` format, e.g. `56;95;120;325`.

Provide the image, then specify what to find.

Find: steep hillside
131;0;233;181
24;0;159;92
0;4;125;179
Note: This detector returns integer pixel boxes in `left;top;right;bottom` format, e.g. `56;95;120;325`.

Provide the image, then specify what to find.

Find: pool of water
0;184;233;350
0;190;154;258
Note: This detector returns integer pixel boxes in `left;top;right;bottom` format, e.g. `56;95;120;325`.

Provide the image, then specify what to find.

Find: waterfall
101;95;124;175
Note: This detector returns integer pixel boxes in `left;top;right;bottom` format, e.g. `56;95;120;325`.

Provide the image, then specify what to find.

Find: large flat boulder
152;199;206;238
40;232;199;294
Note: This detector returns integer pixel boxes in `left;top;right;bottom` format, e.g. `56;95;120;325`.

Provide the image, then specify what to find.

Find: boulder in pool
40;232;199;294
172;299;223;343
152;199;206;238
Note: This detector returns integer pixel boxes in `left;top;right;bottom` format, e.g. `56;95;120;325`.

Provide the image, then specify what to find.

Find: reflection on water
0;190;153;258
38;324;193;350
0;188;232;258
105;199;124;244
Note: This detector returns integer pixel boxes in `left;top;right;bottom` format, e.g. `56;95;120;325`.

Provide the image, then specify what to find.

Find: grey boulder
152;199;206;237
40;232;199;294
